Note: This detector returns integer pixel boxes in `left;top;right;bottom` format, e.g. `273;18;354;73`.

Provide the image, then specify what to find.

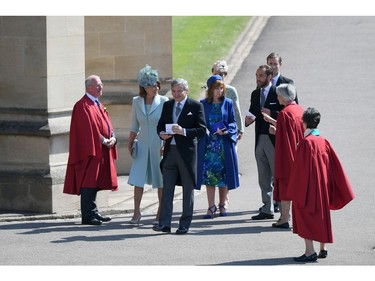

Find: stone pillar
0;16;85;213
0;16;173;214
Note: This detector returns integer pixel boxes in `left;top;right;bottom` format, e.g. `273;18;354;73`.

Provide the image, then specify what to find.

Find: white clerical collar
86;92;98;103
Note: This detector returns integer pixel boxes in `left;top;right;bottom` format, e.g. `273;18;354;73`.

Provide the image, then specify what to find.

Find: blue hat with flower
137;65;159;87
206;74;222;88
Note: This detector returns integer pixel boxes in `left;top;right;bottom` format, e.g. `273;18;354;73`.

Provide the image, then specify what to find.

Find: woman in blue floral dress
197;75;240;218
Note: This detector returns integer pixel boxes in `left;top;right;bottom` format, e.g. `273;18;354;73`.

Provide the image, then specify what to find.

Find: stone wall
85;16;172;174
0;16;172;214
0;16;85;213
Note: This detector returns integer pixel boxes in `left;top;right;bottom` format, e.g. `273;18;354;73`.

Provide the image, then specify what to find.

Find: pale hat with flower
137;64;159;87
212;60;229;73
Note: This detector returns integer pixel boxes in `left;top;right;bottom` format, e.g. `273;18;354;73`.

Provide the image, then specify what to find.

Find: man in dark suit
245;65;283;220
266;52;298;104
153;78;206;234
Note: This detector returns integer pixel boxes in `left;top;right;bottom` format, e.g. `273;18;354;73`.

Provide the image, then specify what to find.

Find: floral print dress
202;103;226;187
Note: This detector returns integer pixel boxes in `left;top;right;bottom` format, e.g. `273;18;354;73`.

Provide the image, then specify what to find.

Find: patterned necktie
175;102;182;117
260;88;266;108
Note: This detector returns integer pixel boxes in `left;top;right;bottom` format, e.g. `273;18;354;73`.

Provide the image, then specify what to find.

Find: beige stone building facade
0;16;172;213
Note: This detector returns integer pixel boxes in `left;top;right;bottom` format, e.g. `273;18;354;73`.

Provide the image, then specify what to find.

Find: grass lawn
172;16;251;99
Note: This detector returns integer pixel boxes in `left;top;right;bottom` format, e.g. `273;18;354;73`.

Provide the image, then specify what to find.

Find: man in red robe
64;75;118;225
287;107;354;262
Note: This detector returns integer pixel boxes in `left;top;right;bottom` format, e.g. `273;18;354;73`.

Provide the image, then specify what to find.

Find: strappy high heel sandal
128;214;142;226
218;204;228;217
203;205;217;219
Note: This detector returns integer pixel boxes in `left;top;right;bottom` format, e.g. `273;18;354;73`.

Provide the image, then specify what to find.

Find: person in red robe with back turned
262;83;305;229
64;75;118;225
287;107;354;262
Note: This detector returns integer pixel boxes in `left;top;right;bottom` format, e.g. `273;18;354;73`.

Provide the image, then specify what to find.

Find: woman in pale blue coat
127;65;168;225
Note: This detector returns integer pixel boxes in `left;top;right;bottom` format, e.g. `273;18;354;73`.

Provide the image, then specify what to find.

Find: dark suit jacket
157;97;206;186
275;74;293;86
249;85;283;147
276;74;299;104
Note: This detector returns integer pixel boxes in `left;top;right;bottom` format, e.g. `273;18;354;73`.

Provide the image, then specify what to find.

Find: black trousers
80;188;99;220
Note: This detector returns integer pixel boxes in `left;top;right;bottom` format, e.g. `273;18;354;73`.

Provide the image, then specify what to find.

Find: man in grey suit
154;78;206;234
245;65;283;220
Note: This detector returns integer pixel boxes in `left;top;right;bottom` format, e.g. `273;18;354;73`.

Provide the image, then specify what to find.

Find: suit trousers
255;135;275;215
80;187;99;220
160;146;195;230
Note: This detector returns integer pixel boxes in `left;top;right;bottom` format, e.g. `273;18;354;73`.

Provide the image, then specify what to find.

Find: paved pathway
1;17;374;272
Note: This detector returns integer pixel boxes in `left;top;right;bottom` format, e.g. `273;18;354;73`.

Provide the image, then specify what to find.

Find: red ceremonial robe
63;95;118;195
273;103;305;201
287;134;354;243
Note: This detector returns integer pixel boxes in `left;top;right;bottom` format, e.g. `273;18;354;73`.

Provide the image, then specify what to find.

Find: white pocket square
187;112;193;115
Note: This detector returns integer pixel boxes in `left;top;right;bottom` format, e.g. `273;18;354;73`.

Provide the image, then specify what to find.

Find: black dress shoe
318;250;328;259
274;204;280;213
293;252;318;262
175;228;188;234
272;222;289;229
82;218;102;225
152;226;171;233
252;212;274;220
94;214;112;222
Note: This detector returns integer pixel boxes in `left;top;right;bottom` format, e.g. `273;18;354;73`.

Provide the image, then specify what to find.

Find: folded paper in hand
165;124;177;135
245;110;256;120
131;139;138;159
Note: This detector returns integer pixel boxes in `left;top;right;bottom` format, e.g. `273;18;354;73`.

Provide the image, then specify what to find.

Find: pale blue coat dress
128;94;169;188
